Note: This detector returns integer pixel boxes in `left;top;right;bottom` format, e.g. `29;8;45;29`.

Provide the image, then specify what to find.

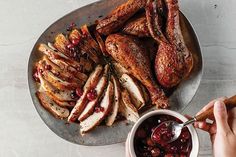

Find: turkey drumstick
105;34;169;108
146;0;193;88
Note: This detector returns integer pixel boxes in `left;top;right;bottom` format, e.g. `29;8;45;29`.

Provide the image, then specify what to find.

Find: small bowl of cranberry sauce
128;110;199;157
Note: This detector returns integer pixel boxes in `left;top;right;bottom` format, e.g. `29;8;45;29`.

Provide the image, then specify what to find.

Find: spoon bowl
151;121;183;144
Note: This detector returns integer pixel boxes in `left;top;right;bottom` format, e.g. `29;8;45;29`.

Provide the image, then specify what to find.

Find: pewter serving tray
28;0;203;146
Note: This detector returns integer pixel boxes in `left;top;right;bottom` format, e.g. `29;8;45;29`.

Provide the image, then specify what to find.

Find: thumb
214;100;231;134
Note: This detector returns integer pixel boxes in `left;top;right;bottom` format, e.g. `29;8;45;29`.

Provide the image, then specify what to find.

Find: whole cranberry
151;148;160;157
181;131;190;140
170;146;177;153
33;72;39;82
165;144;172;152
161;132;172;142
70;91;77;99
151;133;161;143
136;129;146;138
71;38;80;45
94;106;104;113
180;145;189;153
76;87;83;97
66;43;74;50
100;107;104;112
146;138;155;146
39;69;43;74
87;89;97;101
44;64;52;70
81;29;88;36
180;138;186;143
69;101;76;106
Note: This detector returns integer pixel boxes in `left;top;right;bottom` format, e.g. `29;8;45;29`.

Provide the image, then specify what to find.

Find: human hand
194;98;236;157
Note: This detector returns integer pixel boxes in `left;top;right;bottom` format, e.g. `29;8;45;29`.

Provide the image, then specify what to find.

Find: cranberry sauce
134;115;192;157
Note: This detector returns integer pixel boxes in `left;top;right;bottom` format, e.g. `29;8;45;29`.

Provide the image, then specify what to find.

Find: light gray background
0;0;235;156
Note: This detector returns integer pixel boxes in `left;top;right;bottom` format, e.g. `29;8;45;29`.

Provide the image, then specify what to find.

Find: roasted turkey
34;0;195;134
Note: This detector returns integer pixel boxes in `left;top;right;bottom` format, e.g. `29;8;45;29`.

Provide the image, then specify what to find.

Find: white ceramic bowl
128;110;199;157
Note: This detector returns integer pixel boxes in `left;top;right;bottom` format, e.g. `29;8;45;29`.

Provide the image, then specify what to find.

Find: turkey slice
119;89;139;123
47;56;87;82
120;74;145;109
38;72;75;102
36;91;69;119
42;56;85;84
139;83;150;103
68;65;103;122
69;29;100;63
38;60;81;90
38;43;92;73
53;35;93;72
106;75;120;126
80;81;114;134
53;34;71;57
78;65;109;121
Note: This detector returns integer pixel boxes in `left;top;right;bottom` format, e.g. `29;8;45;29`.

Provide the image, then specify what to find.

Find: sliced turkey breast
68;65;103;122
119;89;139;123
36;91;69;119
53;35;93;72
38;60;81;90
120;74;145;109
38;72;75;102
80;81;114;134
42;56;84;84
38;43;92;73
78;65;109;121
106;75;120;126
68;29;100;63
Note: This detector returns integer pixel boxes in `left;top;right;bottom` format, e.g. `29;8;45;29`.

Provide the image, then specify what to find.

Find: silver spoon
151;95;236;144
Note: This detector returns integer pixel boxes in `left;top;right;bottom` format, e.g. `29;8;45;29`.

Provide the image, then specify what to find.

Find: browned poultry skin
165;0;193;77
105;34;168;108
96;0;147;35
146;0;193;88
121;0;166;38
122;13;150;37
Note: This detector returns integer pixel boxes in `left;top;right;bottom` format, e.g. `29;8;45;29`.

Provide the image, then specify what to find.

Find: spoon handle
195;95;236;121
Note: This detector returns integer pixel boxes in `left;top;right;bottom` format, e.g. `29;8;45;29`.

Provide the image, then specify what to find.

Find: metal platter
28;0;203;146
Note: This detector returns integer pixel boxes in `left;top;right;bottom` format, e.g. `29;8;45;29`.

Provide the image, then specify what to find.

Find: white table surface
1;0;236;156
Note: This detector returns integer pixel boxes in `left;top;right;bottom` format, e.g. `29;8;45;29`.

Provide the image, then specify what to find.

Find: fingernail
194;122;199;128
197;122;202;128
214;101;225;113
